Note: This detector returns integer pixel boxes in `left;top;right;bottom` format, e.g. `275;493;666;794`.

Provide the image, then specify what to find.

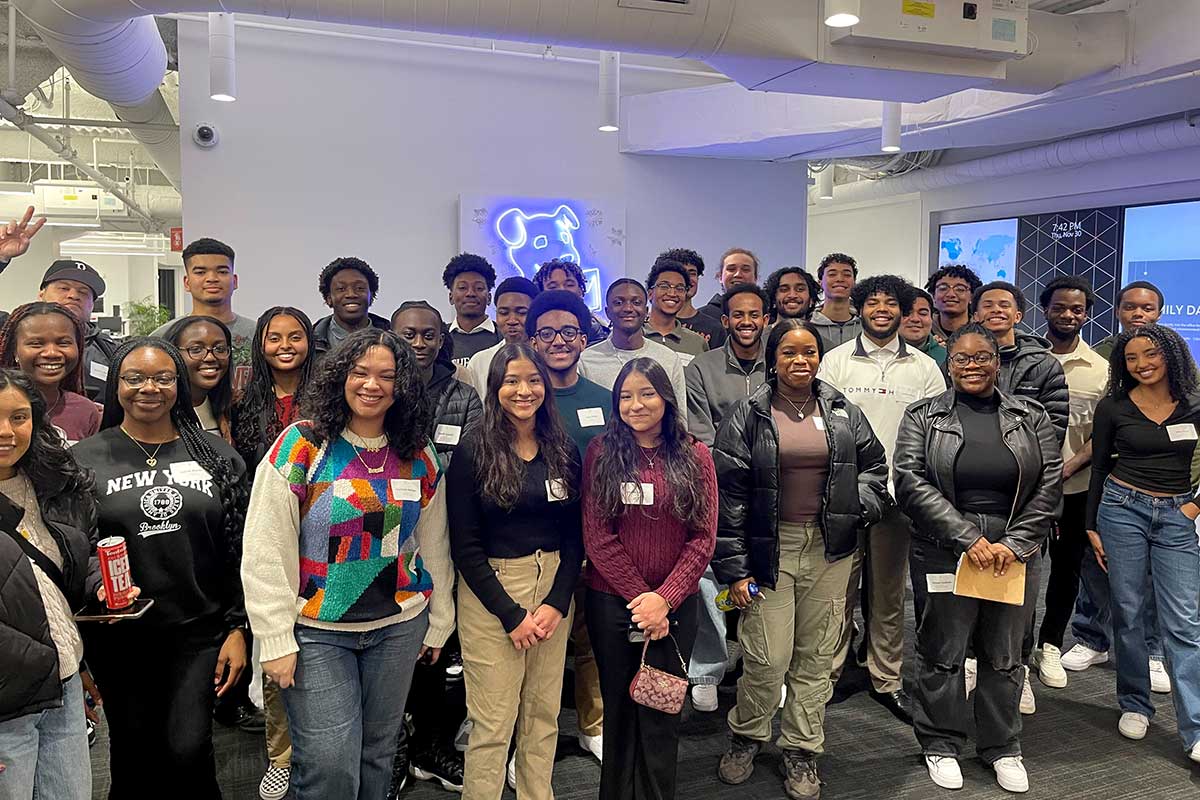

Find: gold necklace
120;426;166;467
353;443;390;475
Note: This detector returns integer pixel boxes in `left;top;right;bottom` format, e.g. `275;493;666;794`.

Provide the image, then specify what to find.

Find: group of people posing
0;204;1198;800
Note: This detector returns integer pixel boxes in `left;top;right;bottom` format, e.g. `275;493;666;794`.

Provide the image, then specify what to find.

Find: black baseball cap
41;260;106;298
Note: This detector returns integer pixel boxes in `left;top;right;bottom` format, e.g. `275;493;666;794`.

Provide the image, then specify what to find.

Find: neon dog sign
495;203;602;310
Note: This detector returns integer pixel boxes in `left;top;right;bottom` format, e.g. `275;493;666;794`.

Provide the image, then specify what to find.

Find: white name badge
577;407;605;428
89;362;109;381
926;573;956;594
546;479;567;502
1167;423;1198;442
391;479;422;501
813;416;826;431
170;460;212;483
434;424;462;446
620;482;655;506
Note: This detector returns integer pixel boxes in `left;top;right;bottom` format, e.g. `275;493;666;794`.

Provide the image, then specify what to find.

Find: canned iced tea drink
97;536;134;610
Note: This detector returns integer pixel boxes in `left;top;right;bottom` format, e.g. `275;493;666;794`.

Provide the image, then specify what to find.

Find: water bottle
714;582;760;612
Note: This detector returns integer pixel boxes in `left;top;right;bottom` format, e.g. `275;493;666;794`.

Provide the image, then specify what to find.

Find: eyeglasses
182;343;230;360
534;326;583;344
120;373;178;389
949;352;997;367
652;281;687;294
935;283;972;296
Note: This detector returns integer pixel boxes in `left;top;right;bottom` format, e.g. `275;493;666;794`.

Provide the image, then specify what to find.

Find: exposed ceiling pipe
0;95;158;225
821;115;1200;204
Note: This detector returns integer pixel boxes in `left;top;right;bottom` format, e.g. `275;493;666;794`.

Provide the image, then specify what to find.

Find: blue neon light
494;202;602;311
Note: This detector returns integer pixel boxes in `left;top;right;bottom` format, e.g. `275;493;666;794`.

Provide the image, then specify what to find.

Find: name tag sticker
1167;424;1198;442
546;479;568;502
927;573;956;593
833;408;849;418
434;424;461;445
391;479;422;501
620;482;655;506
89;362;109;381
577;407;605;427
813;416;826;431
170;460;211;483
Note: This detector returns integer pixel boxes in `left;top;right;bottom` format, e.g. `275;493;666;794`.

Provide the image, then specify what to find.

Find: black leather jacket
893;388;1062;560
712;380;889;589
0;492;92;723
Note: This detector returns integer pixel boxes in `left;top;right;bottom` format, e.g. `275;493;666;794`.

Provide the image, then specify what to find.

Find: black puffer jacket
893;388;1062;560
311;313;390;357
0;491;92;723
997;333;1069;447
712;380;889;589
428;361;483;461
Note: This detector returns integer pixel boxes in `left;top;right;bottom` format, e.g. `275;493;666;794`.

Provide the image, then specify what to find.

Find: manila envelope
953;554;1026;606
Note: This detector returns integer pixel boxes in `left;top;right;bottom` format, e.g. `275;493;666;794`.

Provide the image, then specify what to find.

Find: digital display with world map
938;218;1018;283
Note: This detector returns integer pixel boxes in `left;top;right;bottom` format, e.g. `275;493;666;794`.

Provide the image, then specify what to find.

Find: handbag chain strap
639;633;688;673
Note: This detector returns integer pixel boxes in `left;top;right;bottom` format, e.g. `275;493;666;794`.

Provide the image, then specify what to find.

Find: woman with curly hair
583;357;718;800
1086;323;1200;759
70;337;249;798
0;302;99;443
242;329;454;800
0;369;98;800
163;315;234;440
448;342;581;799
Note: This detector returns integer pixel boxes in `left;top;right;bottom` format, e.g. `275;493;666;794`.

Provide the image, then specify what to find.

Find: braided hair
100;338;248;568
1108;324;1199;401
231;307;315;467
0;302;88;395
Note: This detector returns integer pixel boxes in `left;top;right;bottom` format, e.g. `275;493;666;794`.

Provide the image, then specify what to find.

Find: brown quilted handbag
629;635;689;715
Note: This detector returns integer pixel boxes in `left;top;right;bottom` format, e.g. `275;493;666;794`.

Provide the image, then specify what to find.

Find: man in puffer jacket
971;282;1069;446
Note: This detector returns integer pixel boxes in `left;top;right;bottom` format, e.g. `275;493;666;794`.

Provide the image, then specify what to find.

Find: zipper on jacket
1000;420;1037;560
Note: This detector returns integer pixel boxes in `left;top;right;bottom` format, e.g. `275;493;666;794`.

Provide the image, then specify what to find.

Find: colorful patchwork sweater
242;422;455;663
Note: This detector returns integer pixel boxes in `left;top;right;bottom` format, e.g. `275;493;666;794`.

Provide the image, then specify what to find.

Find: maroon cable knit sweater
582;436;718;608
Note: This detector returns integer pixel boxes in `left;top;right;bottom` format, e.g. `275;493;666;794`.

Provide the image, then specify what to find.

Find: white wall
176;20;808;324
806;193;922;284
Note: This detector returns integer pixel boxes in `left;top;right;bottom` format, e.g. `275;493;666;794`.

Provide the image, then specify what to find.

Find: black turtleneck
953;390;1020;518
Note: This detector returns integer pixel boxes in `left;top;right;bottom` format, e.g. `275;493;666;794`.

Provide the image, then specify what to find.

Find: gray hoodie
810;308;862;353
684;339;767;446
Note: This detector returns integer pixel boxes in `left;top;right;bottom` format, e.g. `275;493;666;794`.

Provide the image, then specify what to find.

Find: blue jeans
283;613;428;800
688;568;728;685
1073;545;1163;658
1098;479;1200;750
0;673;91;800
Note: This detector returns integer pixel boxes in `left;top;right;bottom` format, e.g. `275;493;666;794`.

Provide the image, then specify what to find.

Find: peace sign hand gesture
0;206;46;262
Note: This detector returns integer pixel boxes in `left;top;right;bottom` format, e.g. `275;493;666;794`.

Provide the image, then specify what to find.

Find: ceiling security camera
192;123;219;149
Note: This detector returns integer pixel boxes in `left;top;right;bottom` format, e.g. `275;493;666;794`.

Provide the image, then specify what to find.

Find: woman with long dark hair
0;302;99;443
713;318;888;799
0;369;97;800
1086;323;1200;760
228;306;313;800
447;342;581;800
583;357;717;800
163;315;234;440
894;323;1060;793
70;337;249;798
242;329;454;800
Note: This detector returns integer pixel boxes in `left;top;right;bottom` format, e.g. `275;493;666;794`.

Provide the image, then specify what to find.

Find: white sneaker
1033;645;1067;689
692;684;719;712
1150;659;1172;694
964;658;978;698
578;732;603;762
1060;643;1108;672
780;684;787;709
506;755;516;790
992;756;1029;793
1019;667;1036;715
925;755;964;790
1189;742;1200;764
1119;711;1150;740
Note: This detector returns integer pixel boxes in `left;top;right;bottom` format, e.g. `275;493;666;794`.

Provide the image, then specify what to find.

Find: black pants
909;529;1040;765
405;629;465;752
213;627;252;717
84;618;225;799
587;589;698;800
1038;491;1089;649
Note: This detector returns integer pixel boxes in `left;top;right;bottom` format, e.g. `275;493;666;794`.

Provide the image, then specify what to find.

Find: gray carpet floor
90;581;1200;799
